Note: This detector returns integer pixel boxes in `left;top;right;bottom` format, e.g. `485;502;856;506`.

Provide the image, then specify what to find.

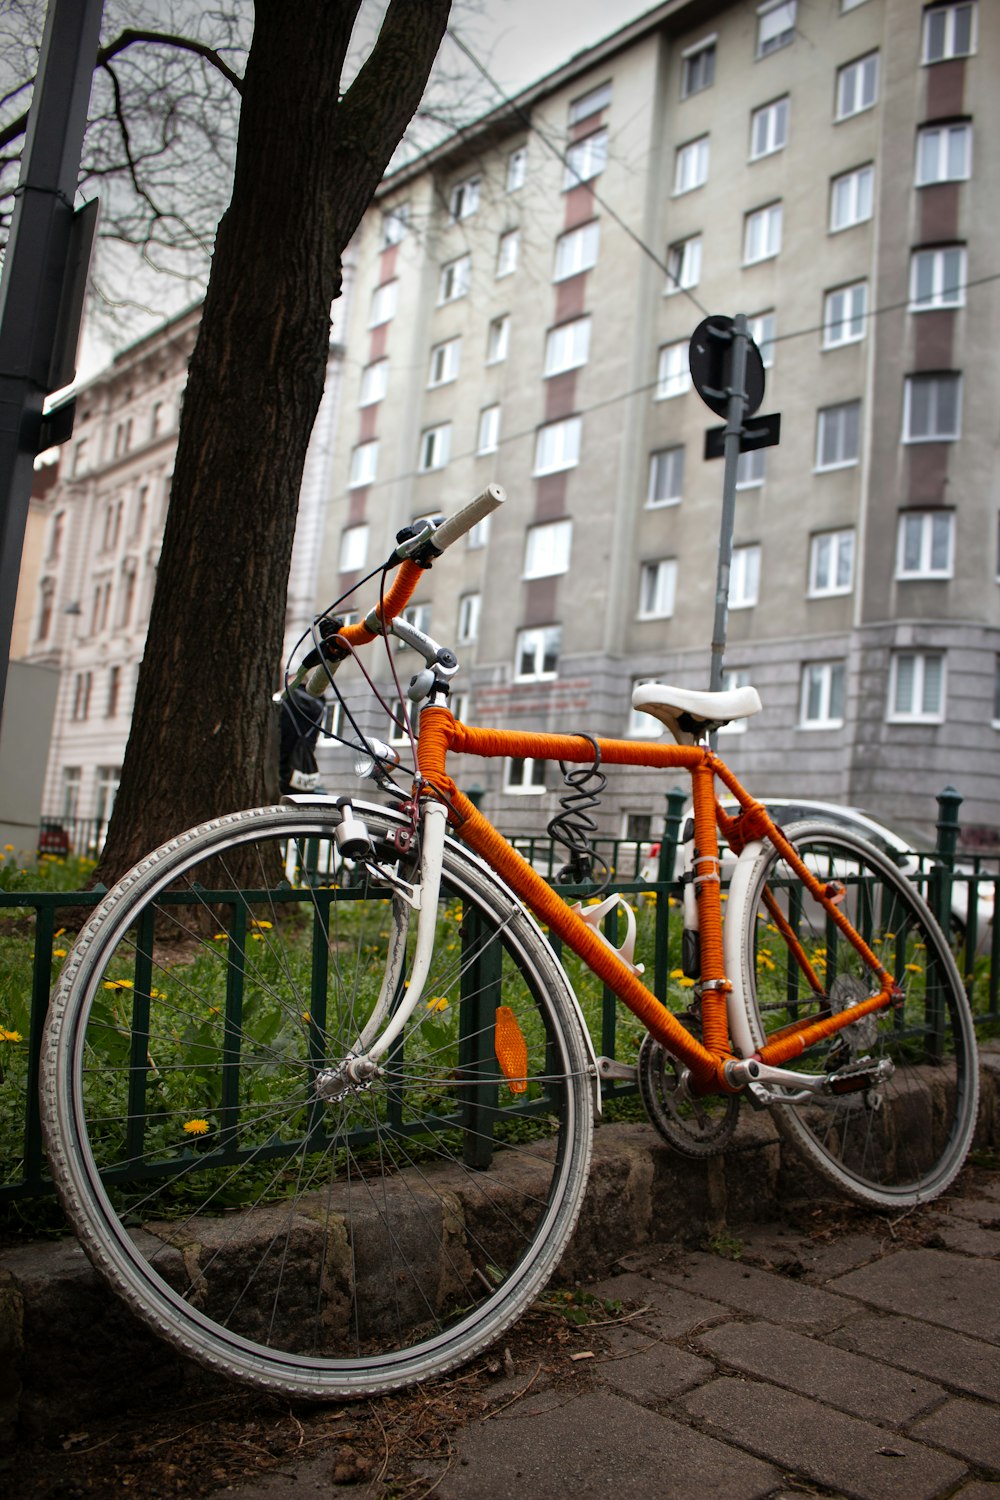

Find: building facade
314;0;999;847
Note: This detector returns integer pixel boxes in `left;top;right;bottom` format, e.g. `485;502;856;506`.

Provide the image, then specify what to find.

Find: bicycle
41;484;980;1400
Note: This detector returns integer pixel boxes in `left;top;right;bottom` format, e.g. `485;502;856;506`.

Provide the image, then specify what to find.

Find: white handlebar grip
305;662;333;696
430;483;505;553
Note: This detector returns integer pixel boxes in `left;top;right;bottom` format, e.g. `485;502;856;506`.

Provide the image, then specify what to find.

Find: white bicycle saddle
631;682;762;745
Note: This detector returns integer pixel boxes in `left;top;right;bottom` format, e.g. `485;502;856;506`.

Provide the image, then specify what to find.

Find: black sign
703;412;782;461
689;314;765;418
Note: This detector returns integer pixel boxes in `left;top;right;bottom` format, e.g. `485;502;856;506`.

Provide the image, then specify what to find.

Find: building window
638;559;678;620
801;661;846;728
628;680;665;738
348;441;378;489
544;316;591;377
524;520;572;581
533;417;581;475
910;245;966;310
656;341;691;399
896;511;954;578
648;447;685;507
750;96;789;159
748;311;776;367
823;281;868;347
438;254;471;303
505;758;547;794
368;280;398;327
116;558;137;630
736;449;766;489
923;3;976;64
743;202;782;263
682;39;716;98
830;164;873;230
564;128;608;190
419;423;452;472
757;0;797;57
718;667;753;734
381;203;409;247
457;592;481;643
674;135;710;194
386;698;411;746
399;603;432;643
477;405;501;455
47;510;65;562
889;652;945;722
903;373;961;441
61;766;81;821
106;664;121;718
836;52;879;120
916;122;971;185
71;671;92;722
816;400;861;469
496;229;520;278
468;516;491;549
428;337;461;388
554;221;600;281
359;359;389;407
449;174;480;220
506;146;527;192
36;578;54;641
339;524;369;572
486;315;510;365
666;234;702;294
729;545;761;609
809;529;855;596
515;625;560;681
95;767;120;832
569;80;612;124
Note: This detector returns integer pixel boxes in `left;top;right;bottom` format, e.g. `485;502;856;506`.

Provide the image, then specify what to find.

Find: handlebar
298;483;505;695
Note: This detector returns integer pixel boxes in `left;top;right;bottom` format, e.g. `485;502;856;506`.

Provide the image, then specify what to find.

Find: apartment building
315;0;999;846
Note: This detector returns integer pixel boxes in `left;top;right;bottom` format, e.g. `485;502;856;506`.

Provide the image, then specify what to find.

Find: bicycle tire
732;821;979;1208
42;804;594;1398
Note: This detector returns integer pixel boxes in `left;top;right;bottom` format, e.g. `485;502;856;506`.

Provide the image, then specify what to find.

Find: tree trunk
94;0;451;884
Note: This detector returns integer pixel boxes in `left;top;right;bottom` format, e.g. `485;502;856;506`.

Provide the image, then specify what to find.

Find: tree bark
94;0;451;884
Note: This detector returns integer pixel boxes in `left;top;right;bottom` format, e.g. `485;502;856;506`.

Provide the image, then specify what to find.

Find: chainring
637;1032;740;1157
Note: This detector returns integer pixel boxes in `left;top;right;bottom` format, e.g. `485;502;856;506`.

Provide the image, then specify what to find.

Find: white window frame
428;337;461;388
358;359;389;407
888;652;946;723
656;341;692;400
564;128;608;190
477;404;501;456
438;254;471;304
922;3;977;64
748;311;776;368
554;221;600;281
800;661;846;728
381;203;409;247
467;516;491;550
515;625;560;682
506;146;527;192
387;697;412;746
368;280;398;328
822;281;868;348
757;0;797;58
348;441;378;489
835;52;879;121
418;423;452;473
909;245;966;310
830;164;874;231
638;559;678;620
486;314;510;365
816;401;861;470
496;229;520;278
674;135;710;195
682;38;716;99
504;757;548;794
729;545;761;609
544;316;592;377
743;202;782;264
902;373;962;442
449;174;481;221
628;679;665;739
569;81;612;124
808;529;855;597
533;417;581;476
457;591;481;643
523;519;573;581
916;123;972;186
736;448;766;489
339;523;369;572
648;447;685;508
718;668;752;734
666;234;702;295
750;96;789;159
895;511;954;579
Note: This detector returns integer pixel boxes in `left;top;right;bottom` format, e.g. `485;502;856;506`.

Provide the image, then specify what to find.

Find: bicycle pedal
824;1057;894;1094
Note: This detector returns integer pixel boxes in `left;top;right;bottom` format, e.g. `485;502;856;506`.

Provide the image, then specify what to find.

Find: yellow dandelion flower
1;1028;23;1043
53;948;67;959
302;1011;312;1023
905;963;924;974
183;1118;210;1136
427;997;449;1013
3;844;13;852
251;918;273;930
55;927;66;938
102;979;133;991
678;976;696;988
212;933;227;941
670;968;685;979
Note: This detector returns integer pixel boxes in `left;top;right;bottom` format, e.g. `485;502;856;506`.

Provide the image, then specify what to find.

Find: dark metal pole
0;0;104;721
708;312;750;692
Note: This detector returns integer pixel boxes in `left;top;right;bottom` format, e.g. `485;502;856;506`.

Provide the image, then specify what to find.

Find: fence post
654;788;687;1002
931;785;962;937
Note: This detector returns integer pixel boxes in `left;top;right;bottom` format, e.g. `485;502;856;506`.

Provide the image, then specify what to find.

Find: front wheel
42;804;594;1398
734;822;979;1208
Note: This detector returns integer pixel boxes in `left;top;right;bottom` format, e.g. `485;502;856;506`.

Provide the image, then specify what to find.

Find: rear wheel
735;822;979;1208
42;805;594;1397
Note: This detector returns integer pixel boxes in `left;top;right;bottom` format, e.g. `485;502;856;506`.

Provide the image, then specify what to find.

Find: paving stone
951;1484;1000;1498
830;1313;1000;1402
910;1397;1000;1469
734;1226;886;1284
648;1251;858;1333
431;1387;778;1500
829;1249;1000;1343
593;1324;713;1404
685;1376;966;1499
944;1197;1000;1225
935;1222;1000;1257
696;1320;942;1424
585;1270;728;1338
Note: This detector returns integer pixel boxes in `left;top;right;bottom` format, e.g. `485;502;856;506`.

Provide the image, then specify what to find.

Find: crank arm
596;1056;638;1083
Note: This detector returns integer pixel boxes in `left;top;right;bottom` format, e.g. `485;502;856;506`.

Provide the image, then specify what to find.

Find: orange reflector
494;1005;528;1094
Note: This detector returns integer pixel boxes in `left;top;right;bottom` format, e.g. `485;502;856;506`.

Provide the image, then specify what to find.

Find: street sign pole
709;313;750;693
